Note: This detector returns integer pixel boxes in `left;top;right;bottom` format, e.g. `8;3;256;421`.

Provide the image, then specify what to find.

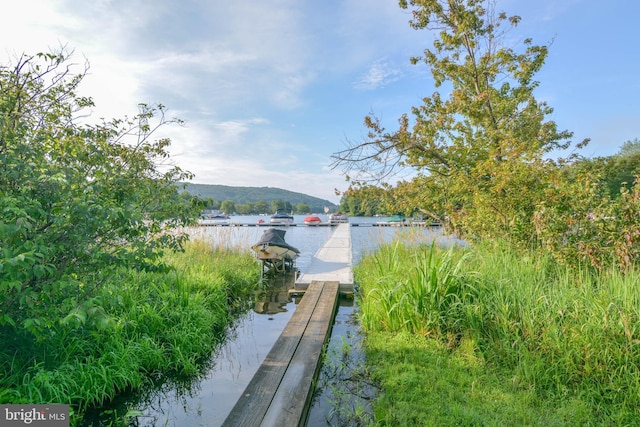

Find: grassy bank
0;239;260;425
356;240;640;425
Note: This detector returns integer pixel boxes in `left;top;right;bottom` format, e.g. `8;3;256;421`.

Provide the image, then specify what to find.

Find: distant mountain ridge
181;183;337;211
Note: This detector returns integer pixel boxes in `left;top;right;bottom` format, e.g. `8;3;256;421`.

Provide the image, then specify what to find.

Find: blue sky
2;0;639;204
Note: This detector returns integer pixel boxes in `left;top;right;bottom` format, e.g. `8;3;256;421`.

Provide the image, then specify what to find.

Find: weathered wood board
222;280;339;427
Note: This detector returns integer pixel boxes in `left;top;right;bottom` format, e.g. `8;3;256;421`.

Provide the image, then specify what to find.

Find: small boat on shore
303;215;322;225
270;210;294;225
251;228;300;273
327;212;349;225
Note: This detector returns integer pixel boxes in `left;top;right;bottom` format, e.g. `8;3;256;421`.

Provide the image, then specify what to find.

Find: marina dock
222;224;353;427
294;222;354;295
198;219;441;227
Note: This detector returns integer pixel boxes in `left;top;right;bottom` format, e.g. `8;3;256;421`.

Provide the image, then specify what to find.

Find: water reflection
253;270;298;315
85;219;460;426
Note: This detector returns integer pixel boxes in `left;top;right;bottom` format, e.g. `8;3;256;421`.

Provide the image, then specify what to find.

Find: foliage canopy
0;51;201;340
332;0;587;243
332;0;638;269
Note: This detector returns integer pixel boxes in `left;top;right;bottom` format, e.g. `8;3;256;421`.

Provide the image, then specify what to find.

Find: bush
1;51;201;340
534;173;640;271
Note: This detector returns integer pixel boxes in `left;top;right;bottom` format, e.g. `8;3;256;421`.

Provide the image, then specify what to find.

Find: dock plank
260;281;339;426
296;223;353;287
222;281;339;427
222;283;323;427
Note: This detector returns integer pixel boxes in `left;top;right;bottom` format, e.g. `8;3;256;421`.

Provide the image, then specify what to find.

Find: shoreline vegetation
355;239;640;425
0;239;261;425
3;2;639;424
4;225;639;426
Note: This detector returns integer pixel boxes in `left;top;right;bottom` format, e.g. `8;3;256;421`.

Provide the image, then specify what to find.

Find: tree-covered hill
180;183;337;213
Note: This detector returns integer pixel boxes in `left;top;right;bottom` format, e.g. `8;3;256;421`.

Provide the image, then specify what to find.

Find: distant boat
199;212;231;226
386;214;406;223
303;215;322;225
251;228;300;272
327;212;349;225
375;214;406;226
270;210;294;225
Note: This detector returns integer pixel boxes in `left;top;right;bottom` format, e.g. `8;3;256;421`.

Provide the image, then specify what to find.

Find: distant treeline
180;183;337;214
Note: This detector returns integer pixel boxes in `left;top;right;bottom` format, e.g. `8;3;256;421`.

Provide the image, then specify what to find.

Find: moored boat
270;210;294;225
199;212;231;226
303;215;322;225
376;214;407;226
327;212;349;225
386;214;406;224
251;228;300;272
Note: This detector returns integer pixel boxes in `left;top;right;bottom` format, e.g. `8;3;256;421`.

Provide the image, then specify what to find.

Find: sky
2;0;639;204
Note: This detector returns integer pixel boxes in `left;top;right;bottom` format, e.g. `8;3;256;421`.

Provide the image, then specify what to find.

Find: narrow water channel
85;217;456;426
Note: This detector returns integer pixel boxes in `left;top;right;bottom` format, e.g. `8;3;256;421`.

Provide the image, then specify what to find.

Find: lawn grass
356;240;640;426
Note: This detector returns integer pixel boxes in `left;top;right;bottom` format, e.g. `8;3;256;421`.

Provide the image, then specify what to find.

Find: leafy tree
0;51;199;339
340;190;362;216
561;139;640;199
235;201;254;214
531;142;640;270
220;199;236;214
271;199;283;212
254;200;269;214
295;202;311;214
618;138;640;157
392;178;445;221
605;139;640;197
202;198;221;211
270;199;292;213
340;185;390;216
534;165;639;271
331;0;586;244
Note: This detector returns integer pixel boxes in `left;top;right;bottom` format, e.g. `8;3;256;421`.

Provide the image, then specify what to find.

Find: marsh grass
360;241;477;339
357;240;640;425
0;238;261;425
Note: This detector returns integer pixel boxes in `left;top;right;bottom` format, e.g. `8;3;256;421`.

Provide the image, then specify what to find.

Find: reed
359;241;477;338
357;240;640;424
0;238;261;425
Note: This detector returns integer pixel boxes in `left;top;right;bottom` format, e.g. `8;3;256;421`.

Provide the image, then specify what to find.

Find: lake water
88;215;459;426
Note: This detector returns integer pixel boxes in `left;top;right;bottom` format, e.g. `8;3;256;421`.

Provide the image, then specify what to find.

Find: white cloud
354;59;402;90
4;0;635;205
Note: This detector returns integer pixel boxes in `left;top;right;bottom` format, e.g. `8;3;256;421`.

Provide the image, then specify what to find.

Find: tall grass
357;240;640;424
359;241;478;339
0;238;261;425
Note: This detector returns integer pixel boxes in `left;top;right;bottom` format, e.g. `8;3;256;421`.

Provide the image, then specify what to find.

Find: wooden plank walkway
294;223;353;292
222;280;340;427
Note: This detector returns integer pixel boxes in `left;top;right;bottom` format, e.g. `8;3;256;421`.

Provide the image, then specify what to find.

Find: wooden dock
294;223;354;295
222;280;340;427
198;220;441;227
223;223;353;426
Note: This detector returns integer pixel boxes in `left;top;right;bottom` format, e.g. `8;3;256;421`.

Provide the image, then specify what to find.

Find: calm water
89;216;458;426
